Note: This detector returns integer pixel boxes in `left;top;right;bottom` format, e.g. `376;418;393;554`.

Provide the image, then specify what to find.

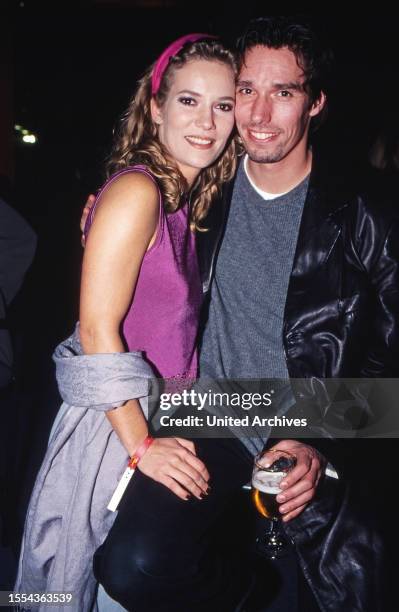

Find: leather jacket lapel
284;159;350;320
197;176;235;293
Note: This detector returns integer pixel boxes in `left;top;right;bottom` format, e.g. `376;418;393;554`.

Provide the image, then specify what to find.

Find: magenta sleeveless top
84;166;202;384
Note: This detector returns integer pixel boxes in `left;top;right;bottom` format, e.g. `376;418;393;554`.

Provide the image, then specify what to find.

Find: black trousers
93;437;319;612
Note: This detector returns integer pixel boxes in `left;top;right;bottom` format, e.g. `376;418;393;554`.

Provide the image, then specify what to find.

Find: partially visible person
0;196;36;575
0;197;36;388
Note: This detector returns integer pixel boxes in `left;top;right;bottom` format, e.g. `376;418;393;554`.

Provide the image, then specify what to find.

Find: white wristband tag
107;465;136;512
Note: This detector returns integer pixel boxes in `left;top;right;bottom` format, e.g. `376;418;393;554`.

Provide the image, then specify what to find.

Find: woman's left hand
138;437;210;501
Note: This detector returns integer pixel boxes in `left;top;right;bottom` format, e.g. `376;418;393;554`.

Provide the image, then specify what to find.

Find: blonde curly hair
106;39;240;230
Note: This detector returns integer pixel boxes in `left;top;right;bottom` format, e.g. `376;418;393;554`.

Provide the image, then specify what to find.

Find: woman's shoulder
95;167;160;216
83;166;161;240
102;166;159;200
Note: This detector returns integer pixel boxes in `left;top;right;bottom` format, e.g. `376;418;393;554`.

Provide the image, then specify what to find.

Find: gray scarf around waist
15;325;155;611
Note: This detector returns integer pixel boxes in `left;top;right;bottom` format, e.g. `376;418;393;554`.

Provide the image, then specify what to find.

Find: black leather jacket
196;157;398;611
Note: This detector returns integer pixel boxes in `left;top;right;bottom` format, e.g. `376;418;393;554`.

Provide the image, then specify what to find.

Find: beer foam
252;472;284;495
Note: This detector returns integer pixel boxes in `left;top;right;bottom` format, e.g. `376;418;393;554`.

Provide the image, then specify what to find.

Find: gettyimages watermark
158;387;307;428
147;378;399;439
159;387;274;410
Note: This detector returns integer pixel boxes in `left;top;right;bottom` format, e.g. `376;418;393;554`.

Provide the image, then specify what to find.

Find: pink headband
151;33;217;96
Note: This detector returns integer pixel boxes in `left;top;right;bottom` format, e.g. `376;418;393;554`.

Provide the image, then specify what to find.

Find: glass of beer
251;449;296;559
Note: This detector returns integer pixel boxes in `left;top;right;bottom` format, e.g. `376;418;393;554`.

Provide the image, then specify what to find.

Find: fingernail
277;495;286;502
280;482;288;488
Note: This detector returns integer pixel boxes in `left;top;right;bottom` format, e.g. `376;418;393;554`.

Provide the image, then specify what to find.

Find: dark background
1;1;398;607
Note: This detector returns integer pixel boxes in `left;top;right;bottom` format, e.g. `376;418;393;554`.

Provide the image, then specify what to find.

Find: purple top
84;166;202;384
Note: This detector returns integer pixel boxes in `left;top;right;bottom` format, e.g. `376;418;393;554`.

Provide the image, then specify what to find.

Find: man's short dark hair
236;16;334;132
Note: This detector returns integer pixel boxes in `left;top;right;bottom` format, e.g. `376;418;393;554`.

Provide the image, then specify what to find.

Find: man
83;17;394;611
198;16;331;523
195;16;396;611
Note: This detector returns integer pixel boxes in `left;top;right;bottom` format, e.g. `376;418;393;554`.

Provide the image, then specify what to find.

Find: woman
16;34;239;611
81;33;237;502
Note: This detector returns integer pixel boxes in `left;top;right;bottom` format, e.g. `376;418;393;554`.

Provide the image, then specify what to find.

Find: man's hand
80;194;96;246
265;440;326;522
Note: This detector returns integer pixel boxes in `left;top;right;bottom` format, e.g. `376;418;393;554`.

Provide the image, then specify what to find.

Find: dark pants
93;437;319;612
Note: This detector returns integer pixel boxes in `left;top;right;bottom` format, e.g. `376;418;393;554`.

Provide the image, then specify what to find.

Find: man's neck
246;148;313;195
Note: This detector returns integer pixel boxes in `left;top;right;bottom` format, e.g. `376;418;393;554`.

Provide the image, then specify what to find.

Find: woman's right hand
138;437;210;500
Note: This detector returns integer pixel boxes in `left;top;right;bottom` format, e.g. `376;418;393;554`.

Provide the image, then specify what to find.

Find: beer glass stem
258;517;288;560
268;517;278;542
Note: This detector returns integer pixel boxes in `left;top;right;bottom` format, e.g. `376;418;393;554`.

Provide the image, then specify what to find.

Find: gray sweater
200;160;308;379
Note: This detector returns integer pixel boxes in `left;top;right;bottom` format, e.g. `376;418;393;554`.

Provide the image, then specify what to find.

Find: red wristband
128;435;154;469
